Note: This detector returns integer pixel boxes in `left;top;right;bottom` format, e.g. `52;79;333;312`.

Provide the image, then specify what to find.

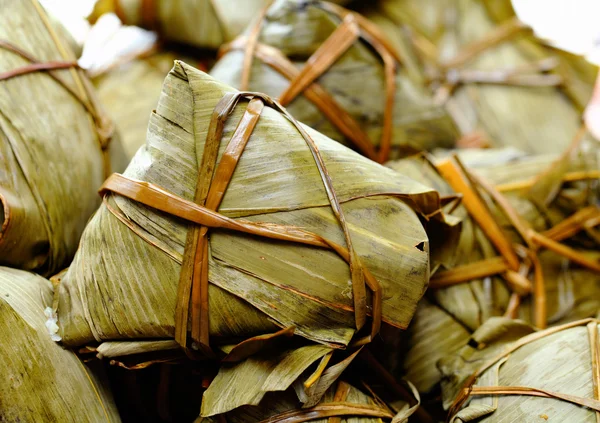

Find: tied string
220;2;399;163
256;401;394;423
100;91;382;357
448;318;600;421
430;140;600;329
0;30;114;178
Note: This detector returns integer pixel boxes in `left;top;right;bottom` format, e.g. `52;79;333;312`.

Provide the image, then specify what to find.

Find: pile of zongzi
1;0;599;421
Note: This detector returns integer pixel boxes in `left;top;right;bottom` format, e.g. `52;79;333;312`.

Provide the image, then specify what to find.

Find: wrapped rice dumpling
198;378;421;422
0;0;126;275
371;0;598;153
386;147;600;393
0;267;120;422
54;62;454;359
89;0;360;51
210;0;459;162
439;318;600;422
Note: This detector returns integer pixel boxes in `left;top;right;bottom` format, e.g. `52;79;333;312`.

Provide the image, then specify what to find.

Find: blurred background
40;0;600;68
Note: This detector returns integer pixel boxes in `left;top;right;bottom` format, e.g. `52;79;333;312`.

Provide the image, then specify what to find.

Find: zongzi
0;266;121;422
210;0;458;162
372;0;599;153
439;317;600;422
386;147;600;394
54;62;454;362
0;0;126;275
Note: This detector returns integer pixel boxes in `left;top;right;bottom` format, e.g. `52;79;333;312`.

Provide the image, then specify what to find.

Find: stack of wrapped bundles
439;317;600;421
2;0;599;420
210;0;459;162
88;0;360;51
0;0;126;276
52;61;457;420
359;0;599;152
386;145;600;396
0;267;121;422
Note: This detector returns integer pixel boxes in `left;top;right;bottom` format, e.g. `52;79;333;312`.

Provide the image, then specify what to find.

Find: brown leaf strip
441;17;529;69
528;230;600;273
222;327;295;363
495;170;600;193
176;93;241;349
278;15;360;106
239;1;272;90
466;386;600;413
429;257;508;289
304;351;334;389
0;60;78;80
542;206;600;242
328;381;352;423
221;39;378;161
436;157;520;271
258;402;393;423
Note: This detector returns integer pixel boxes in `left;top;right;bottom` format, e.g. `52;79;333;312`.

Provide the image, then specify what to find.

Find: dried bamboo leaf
0;267;120;422
202;343;332;416
199;379;418;422
210;0;459;161
55;63;452;353
294;348;361;408
440;318;600;422
0;0;126;275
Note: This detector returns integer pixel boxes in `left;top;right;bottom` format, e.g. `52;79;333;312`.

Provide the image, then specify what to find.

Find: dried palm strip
211;0;458;162
441;318;600;422
55;63;452;354
0;0;126;275
0;267;121;422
